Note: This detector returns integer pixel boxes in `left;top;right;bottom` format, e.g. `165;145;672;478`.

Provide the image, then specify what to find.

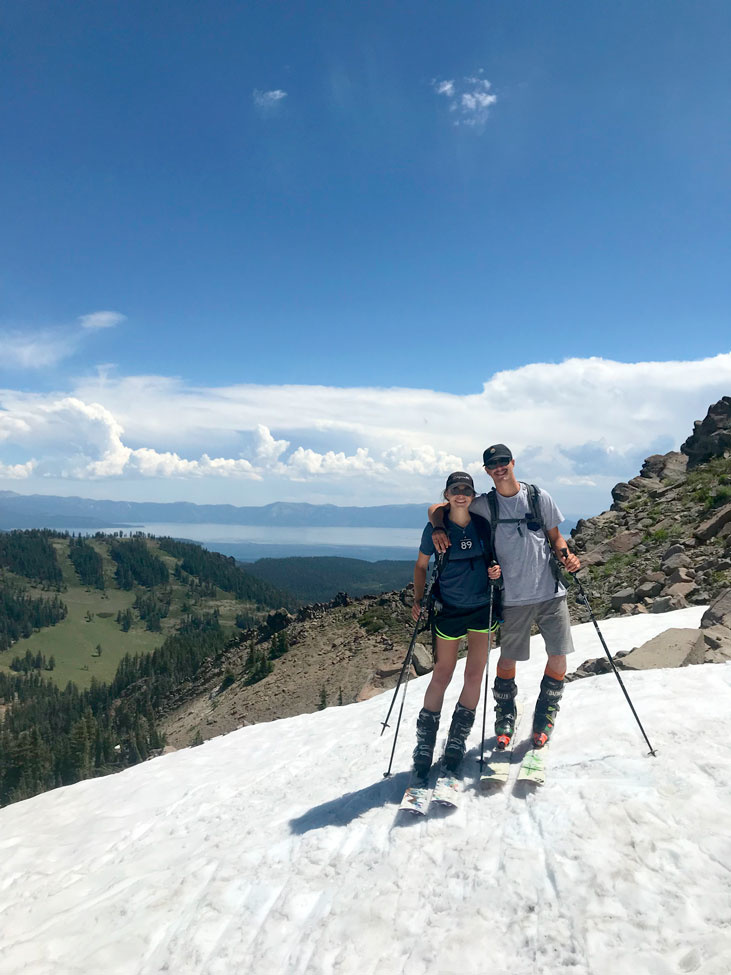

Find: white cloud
382;444;464;477
2;353;731;513
78;311;126;330
0;460;35;479
253;89;288;113
0;330;76;370
433;71;497;127
254;424;290;464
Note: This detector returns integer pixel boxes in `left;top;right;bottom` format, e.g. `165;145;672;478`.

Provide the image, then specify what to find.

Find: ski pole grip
560;546;578;574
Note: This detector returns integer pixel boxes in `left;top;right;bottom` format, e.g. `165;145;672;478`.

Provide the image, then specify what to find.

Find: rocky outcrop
681;396;731;469
568;398;731;622
568;588;731;681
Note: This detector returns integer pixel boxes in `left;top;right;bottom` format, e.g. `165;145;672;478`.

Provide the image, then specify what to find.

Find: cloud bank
1;353;730;512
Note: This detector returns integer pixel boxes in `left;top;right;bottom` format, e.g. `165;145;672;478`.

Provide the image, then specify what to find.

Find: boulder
611;482;635;504
662;553;692;573
651;595;688;613
635;581;663;600
700;589;731;631
611;587;635;609
412;643;434;676
667;566;695;584
608;530;643;554
663;581;697;600
620;628;706;670
694;502;731;543
681;396;731;468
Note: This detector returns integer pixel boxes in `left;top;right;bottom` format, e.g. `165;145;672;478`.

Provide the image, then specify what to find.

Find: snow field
1;606;731;974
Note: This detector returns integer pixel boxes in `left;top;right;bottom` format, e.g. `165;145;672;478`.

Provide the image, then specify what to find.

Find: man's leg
532;597;574;746
492;604;534;747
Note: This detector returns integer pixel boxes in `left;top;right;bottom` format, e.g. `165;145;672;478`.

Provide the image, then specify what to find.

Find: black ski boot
443;702;476;773
532;675;564;748
412;708;440;779
493;676;518;750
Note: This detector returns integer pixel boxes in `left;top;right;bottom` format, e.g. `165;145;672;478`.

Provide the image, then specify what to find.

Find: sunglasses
485;457;511;470
447;485;475;497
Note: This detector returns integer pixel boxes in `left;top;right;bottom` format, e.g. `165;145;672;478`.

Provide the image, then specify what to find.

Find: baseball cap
445;471;475;490
483;444;513;467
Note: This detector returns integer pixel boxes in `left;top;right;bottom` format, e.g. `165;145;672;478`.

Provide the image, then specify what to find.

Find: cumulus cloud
0;460;35;479
2;353;731;513
433;71;497;127
253;89;288;113
254;424;290;464
78;311;126;330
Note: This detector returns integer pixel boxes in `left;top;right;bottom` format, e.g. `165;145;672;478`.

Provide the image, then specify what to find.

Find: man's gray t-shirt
469;485;565;607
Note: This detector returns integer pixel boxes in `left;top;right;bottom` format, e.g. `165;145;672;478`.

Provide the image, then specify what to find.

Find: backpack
485;482;563;592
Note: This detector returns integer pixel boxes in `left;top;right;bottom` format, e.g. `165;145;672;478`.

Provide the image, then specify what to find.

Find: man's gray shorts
499;596;574;661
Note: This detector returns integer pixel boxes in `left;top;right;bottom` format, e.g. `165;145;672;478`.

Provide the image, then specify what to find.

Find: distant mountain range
0;490;578;536
0;491;429;530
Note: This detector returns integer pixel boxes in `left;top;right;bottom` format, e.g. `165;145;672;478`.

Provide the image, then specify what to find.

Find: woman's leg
422;637;459;712
458;630;490;710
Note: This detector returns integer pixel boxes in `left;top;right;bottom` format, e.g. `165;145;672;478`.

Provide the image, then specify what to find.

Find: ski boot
493;676;518;750
532;675;564;748
442;702;476;773
412;708;441;780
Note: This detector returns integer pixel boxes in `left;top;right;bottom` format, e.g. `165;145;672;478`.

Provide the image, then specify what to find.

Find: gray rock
611;482;635;504
663;544;686;559
608;530;643;554
662;553;692;573
667;567;696;584
412;643;434;676
621;628;706;670
694;502;731;543
663;581;697;600
651;595;688;613
681;396;731;468
611;587;635;609
636;581;663;599
700;589;731;631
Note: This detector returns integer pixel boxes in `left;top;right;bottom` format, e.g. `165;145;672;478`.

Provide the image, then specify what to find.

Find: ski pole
381;555;444;777
478;579;496;771
563;550;657;757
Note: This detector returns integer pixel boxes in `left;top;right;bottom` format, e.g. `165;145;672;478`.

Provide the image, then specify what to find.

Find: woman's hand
411;599;422;622
488;563;501;580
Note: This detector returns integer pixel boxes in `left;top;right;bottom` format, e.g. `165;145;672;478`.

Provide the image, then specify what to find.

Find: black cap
483;444;513;466
445;471;475;490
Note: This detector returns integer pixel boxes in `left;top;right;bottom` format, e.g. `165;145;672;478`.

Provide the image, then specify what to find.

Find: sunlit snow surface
2;606;731;975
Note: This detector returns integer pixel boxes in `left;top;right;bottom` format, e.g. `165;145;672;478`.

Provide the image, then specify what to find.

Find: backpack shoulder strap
525;483;544;529
486;488;499;532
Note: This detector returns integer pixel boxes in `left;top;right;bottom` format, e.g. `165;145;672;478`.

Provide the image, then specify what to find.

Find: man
429;443;580;749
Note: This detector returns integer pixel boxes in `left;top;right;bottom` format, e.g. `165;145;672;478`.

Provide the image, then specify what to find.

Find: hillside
0;531;293;690
0;531;295;805
568;396;731;620
246;555;414;605
2;608;730;975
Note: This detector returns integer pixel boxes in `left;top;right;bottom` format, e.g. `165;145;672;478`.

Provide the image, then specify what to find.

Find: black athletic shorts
433;602;499;641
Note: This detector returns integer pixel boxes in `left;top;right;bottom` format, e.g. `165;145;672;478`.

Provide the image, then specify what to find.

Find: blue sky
1;0;730;517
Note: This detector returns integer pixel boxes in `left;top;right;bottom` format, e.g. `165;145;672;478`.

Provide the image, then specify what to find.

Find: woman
410;470;501;779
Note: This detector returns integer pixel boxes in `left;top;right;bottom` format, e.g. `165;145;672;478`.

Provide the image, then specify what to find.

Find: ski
517;744;548;786
479;703;522;789
432;768;462;808
399;772;432;815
